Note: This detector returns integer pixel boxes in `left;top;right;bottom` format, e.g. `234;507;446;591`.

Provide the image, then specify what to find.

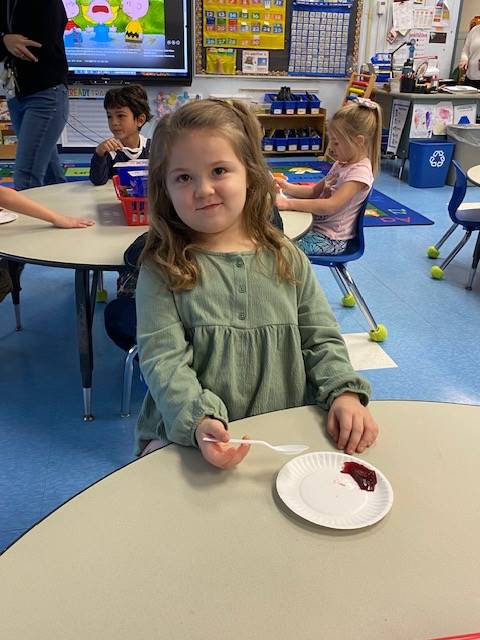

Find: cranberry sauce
341;461;377;492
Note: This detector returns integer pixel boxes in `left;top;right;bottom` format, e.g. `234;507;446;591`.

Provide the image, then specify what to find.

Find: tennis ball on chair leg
427;246;440;259
431;265;444;280
342;293;356;307
369;324;387;342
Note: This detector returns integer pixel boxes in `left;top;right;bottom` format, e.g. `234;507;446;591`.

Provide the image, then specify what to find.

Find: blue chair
307;191;388;342
427;161;480;290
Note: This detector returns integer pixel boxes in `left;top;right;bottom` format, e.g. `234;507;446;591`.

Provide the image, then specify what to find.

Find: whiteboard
61;98;111;148
386;0;462;80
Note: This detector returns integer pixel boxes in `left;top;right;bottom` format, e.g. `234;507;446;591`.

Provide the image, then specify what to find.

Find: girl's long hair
329;101;383;175
141;99;297;290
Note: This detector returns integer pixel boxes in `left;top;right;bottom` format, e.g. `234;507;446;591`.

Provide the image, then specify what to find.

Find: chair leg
96;270;108;303
121;344;139;417
438;231;472;271
337;265;387;341
466;231;480;291
435;223;459;249
330;266;355;306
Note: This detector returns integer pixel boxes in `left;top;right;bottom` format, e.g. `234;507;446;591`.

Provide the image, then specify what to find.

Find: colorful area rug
269;161;434;227
1;160;434;227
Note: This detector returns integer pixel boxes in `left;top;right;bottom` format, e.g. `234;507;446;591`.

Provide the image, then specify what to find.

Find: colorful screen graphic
62;0;191;84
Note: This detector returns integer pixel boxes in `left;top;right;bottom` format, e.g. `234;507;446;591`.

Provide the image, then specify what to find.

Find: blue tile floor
1;166;480;552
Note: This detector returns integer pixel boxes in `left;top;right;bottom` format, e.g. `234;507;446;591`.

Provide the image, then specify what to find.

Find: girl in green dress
135;98;379;469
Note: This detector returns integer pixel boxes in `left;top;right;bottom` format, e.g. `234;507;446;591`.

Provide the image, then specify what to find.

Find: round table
1;400;479;639
466;164;480;187
0;182;312;419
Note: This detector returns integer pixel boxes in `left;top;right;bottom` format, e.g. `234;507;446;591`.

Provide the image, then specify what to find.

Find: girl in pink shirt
276;98;382;256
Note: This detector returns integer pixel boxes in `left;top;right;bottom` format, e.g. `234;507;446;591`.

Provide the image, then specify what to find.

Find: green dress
135;247;371;453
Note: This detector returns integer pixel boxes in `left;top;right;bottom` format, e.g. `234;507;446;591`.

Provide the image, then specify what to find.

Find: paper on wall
242;50;269;74
410;103;435;138
453;104;477;125
413;8;434;29
392;1;414;32
387;99;411;155
432;101;453;135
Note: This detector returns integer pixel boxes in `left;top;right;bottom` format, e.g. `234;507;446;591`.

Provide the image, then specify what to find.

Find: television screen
62;0;192;85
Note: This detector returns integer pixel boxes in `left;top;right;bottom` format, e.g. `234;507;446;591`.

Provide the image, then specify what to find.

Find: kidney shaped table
1;401;479;639
0;181;312;419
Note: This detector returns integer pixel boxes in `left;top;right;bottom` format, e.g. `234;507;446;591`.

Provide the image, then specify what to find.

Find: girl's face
165;130;248;246
328;129;357;164
107;107;144;146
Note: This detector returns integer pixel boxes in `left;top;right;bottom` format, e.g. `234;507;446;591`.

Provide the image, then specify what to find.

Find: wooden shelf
257;109;327;156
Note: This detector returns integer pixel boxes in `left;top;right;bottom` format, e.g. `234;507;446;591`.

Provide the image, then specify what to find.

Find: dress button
238;312;246;320
235;259;244;268
239;285;246;293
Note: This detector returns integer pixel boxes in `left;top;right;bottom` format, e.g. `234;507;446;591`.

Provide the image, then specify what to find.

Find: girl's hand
458;60;468;71
3;34;41;62
276;192;290;210
274;178;288;192
196;417;250;469
53;215;95;229
326;392;379;455
95;138;123;157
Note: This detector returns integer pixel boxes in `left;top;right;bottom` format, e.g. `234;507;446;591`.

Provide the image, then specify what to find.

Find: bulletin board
195;0;364;77
384;0;463;80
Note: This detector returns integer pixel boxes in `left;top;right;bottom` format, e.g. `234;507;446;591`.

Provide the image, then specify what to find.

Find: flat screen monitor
62;0;192;85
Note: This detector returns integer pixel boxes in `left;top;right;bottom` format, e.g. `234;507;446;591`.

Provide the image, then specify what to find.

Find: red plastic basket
113;175;149;226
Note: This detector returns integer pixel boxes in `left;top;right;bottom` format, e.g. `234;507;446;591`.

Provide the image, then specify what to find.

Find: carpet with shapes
269;161;434;227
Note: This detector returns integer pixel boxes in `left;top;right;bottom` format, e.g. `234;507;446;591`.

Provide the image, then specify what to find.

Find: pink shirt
313;158;373;240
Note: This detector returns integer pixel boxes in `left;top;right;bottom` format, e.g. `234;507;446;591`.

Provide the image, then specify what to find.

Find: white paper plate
276;451;393;529
0;209;18;225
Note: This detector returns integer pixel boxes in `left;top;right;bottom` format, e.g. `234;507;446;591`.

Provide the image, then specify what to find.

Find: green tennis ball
342;293;356;307
427;246;440;259
369;324;387;342
431;266;444;280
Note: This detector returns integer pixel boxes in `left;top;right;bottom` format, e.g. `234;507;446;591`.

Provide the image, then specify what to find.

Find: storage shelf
257;109;327;156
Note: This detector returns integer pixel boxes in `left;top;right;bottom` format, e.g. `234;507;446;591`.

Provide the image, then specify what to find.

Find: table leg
7;260;23;331
466;231;480;290
75;269;99;421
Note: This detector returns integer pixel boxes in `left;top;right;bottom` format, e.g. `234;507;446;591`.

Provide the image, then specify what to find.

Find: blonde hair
329;101;383;175
142;98;297;290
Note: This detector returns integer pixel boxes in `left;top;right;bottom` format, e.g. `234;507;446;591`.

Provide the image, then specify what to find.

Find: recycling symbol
429;150;445;168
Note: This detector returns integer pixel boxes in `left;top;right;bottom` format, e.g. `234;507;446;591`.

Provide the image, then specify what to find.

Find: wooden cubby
257;109;327;156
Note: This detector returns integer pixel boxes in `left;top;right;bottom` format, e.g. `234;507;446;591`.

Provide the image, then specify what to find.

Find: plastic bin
446;124;480;186
407;140;455;188
114;159;149;186
113;175;149;226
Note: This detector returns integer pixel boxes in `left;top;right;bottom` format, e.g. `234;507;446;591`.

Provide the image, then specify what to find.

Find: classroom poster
242;50;269;74
387;99;411;154
453;104;477;125
203;0;286;49
432;101;453;135
410;103;435;137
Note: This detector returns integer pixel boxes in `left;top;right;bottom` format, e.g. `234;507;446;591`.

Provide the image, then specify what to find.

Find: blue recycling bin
408;140;455;188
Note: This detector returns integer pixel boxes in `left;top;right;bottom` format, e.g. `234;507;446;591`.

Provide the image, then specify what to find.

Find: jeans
8;85;69;190
104;297;137;352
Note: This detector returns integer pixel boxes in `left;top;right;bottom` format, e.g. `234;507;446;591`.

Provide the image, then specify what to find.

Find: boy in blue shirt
90;84;152;186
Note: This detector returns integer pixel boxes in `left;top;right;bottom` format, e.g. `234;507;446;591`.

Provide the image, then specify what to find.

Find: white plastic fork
202;437;308;455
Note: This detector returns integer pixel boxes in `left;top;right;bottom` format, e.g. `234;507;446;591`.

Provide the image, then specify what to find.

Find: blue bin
408;140;455;188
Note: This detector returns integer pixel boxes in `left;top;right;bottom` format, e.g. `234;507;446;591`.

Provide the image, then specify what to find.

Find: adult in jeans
0;0;69;190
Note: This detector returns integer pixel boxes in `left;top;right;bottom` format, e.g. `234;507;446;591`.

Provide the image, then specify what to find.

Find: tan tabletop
280;209;312;240
0;182;146;269
0;182;312;266
0;182;311;419
467;164;480;187
1;400;479;640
